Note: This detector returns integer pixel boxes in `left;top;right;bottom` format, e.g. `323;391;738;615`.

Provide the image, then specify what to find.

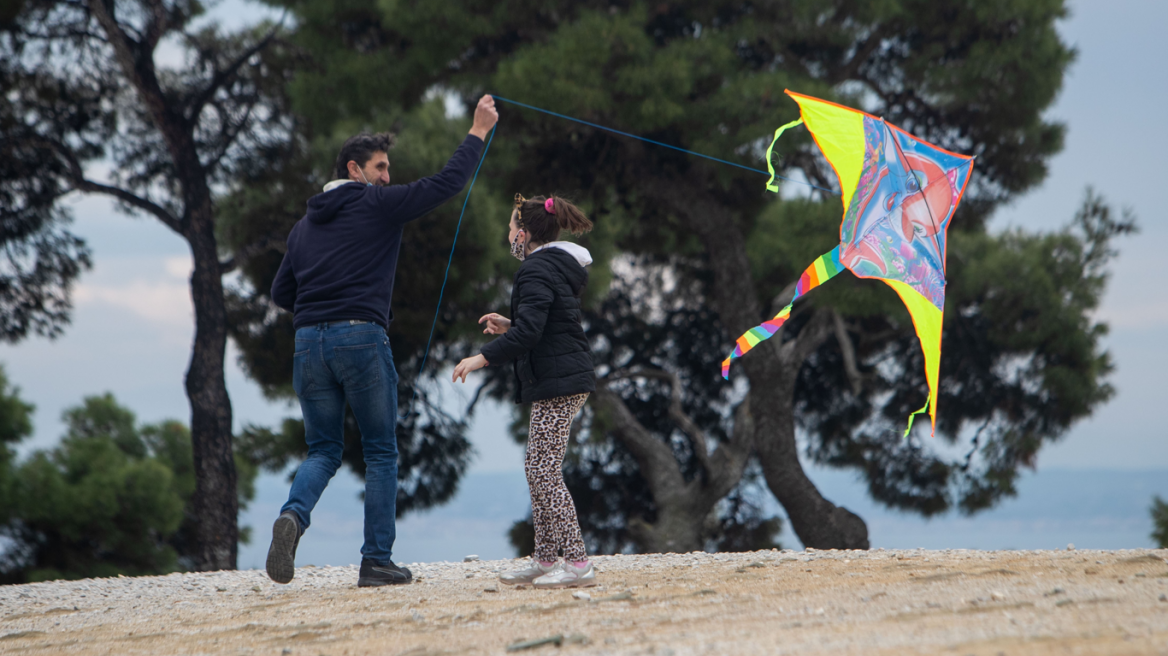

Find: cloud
1098;300;1168;330
164;255;193;280
73;255;194;332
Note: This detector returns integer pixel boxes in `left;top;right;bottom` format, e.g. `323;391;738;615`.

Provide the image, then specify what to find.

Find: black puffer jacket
480;244;595;404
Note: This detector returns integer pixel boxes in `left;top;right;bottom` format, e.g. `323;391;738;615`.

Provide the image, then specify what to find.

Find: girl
452;193;596;588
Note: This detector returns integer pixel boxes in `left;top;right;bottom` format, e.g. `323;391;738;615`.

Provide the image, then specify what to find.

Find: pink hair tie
544;197;556;214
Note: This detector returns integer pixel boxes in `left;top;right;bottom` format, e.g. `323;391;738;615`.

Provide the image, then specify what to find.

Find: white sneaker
532;561;597;589
499;560;557;585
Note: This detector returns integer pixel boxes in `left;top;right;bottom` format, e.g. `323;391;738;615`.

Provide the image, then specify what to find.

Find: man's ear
346;160;362;181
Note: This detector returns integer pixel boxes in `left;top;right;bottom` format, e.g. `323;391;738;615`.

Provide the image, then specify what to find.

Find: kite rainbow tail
722;246;844;379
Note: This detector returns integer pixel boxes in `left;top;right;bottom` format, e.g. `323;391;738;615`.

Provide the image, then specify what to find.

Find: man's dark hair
334;132;396;180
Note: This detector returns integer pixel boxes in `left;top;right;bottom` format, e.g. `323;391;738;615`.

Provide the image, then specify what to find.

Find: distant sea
237;468;1168;569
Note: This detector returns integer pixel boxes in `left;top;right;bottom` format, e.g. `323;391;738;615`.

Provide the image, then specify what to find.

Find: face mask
510;231;526;261
358;169;373;186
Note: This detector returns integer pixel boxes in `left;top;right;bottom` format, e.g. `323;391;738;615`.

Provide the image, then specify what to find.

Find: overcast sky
2;0;1163;564
3;0;1161;472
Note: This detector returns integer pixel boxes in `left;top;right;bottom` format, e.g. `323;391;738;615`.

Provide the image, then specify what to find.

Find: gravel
1;548;1166;655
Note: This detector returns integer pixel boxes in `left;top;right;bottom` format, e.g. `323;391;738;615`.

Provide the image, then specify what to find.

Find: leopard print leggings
526;393;590;563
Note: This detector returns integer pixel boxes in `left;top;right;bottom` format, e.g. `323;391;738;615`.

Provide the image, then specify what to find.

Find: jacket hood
529;243;591;296
306;181;366;224
532;242;592;267
323;179;358;192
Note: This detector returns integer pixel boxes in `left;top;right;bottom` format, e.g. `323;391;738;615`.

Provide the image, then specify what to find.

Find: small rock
1044;587;1065;597
1066;543;1075;551
484;585;498;593
463;555;480;562
1159;594;1167;603
990;591;1006;601
572;591;591;601
282;649;292;655
506;634;564;651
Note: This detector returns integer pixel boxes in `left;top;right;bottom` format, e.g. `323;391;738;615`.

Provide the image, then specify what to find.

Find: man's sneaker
357;558;413;587
498;560;557;586
532;561;597;589
265;511;301;584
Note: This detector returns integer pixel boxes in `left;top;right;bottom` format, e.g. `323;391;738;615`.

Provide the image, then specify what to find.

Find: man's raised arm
379;95;498;222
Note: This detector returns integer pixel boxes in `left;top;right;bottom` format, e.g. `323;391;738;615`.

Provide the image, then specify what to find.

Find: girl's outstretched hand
478;313;511;335
452;354;488;383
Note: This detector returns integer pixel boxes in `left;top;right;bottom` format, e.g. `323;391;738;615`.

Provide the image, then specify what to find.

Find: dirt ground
1;549;1166;655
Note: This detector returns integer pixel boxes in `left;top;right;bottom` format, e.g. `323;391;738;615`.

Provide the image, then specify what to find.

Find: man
266;95;498;587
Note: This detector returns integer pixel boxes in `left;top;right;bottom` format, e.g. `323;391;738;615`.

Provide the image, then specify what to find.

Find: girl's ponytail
519;194;593;243
549;196;593;236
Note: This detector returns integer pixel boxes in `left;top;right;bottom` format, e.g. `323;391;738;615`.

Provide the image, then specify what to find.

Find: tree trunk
87;0;243;569
628;507;709;553
185;205;238;570
747;344;870;549
652;173;870;550
592;383;751;553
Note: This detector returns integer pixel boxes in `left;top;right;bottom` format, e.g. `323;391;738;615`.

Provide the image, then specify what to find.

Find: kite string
491;95;839;196
405;96;846;416
402;124;496;419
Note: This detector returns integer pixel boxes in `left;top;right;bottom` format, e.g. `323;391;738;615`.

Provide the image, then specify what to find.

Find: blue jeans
281;322;399;563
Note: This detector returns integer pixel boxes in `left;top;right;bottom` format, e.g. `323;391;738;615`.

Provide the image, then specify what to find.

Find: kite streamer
721;246;843;378
723;91;975;436
764;118;804;193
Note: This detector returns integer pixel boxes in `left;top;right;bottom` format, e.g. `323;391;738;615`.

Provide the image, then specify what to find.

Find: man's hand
478;313;511;335
469;95;498;140
452;354;489;384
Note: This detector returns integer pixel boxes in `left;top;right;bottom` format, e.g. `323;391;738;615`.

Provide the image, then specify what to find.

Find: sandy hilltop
1;548;1166;655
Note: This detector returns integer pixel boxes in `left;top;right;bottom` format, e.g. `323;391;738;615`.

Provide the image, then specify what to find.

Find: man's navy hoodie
271;135;484;329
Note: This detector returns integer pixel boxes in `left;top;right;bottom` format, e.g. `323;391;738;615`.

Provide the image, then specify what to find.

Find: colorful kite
722;91;974;435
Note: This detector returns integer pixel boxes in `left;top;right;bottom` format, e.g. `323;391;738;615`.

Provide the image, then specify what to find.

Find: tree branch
87;0;144;89
591;382;687;496
828;26;890;85
832;309;863;396
37;134;184;234
778;308;835;369
201;102;256;176
141;0;169;54
695;394;755;503
186;20;284;121
75;178;184;234
604;368;712;474
219;233;286;274
768;279;799;317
